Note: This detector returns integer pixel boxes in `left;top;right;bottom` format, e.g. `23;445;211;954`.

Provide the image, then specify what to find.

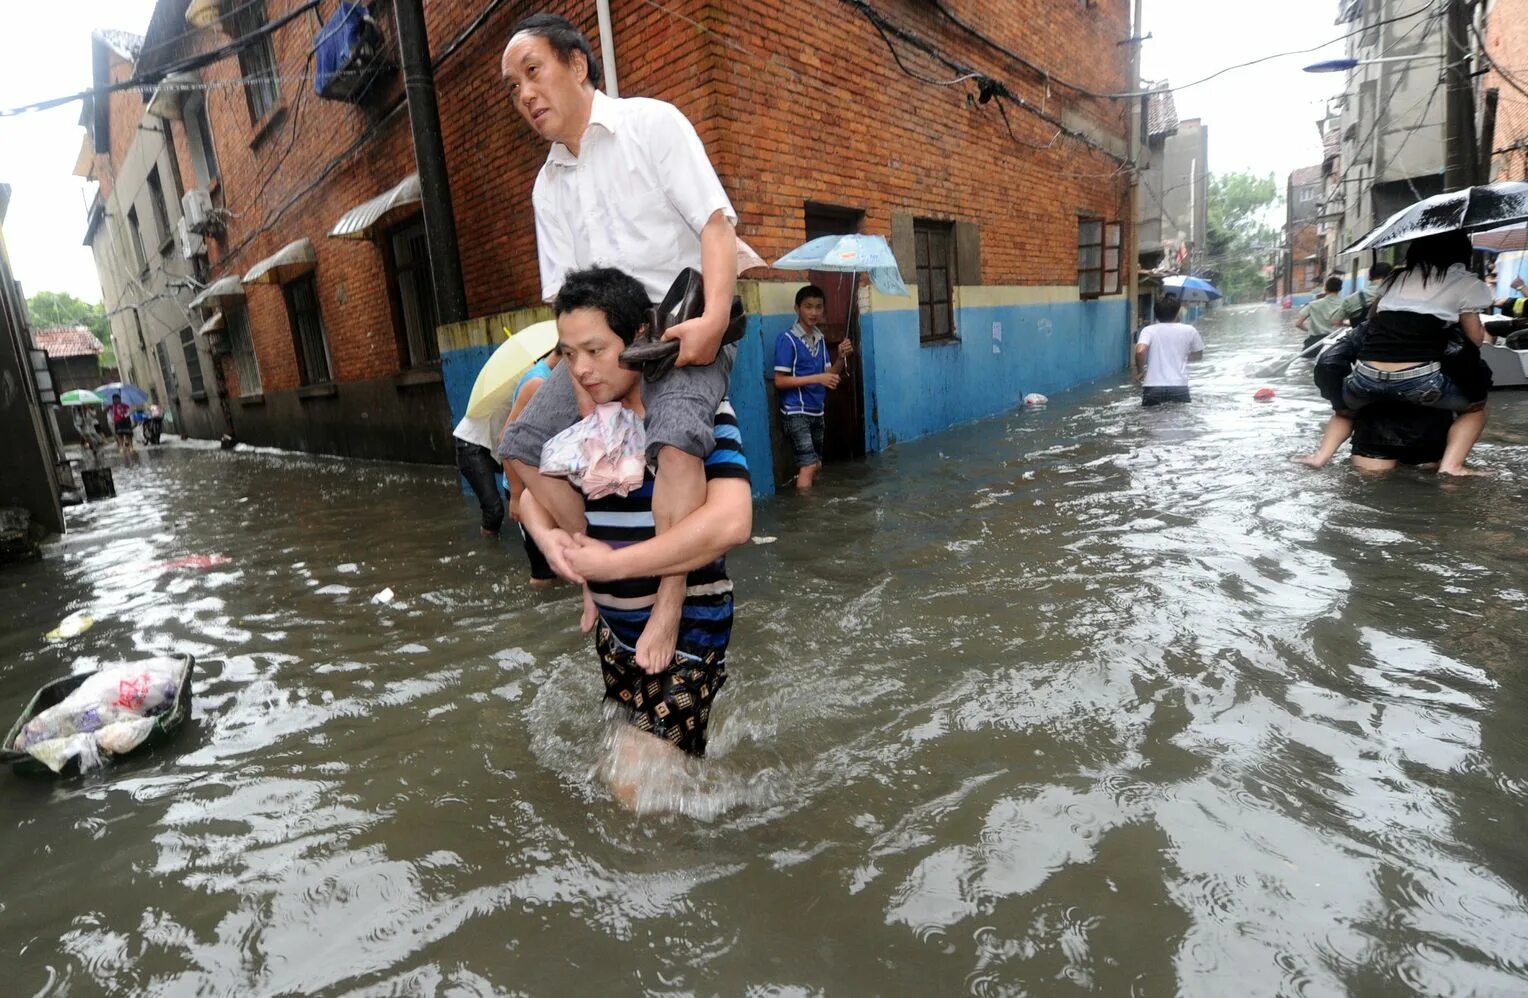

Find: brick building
81;1;1134;486
1280;164;1324;302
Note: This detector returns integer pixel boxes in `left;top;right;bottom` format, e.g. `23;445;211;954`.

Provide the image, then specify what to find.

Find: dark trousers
455;440;505;534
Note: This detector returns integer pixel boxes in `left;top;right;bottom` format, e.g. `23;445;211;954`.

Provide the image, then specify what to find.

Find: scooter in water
139;409;164;445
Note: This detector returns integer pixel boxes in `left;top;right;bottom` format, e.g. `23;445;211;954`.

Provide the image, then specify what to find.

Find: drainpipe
1126;0;1144;356
394;0;469;324
596;0;619;97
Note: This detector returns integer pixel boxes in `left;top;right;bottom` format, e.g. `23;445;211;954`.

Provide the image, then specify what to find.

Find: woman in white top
1297;232;1492;475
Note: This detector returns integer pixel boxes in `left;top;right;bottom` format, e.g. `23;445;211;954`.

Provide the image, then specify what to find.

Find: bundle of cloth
11;659;186;773
539;402;647;499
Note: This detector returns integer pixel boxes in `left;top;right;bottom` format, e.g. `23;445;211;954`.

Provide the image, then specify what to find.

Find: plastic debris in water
1254;388;1277;401
751;536;778;545
46;611;95;641
1024;393;1048;406
371;587;395;604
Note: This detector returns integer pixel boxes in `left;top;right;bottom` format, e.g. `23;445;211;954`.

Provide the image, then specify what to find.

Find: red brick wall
146;0;1129;399
1486;0;1528;181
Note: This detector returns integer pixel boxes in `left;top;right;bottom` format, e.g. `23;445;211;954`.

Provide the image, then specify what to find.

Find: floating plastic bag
540;402;648;500
14;660;183;753
1024;393;1048;407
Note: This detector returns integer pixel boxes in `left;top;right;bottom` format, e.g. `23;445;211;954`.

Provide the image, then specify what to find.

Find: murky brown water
2;305;1526;996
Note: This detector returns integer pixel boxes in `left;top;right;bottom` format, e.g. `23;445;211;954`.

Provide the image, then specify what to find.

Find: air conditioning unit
176;217;206;260
182;188;216;235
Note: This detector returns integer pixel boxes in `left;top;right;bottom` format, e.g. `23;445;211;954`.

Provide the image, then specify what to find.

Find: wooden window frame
178;326;207;398
226;307;262;396
1079;218;1122;299
385;217;440;370
914;218;957;344
283;273;333;386
230;1;281;125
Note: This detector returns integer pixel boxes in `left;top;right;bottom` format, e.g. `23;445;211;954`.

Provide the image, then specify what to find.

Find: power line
0;0;319;118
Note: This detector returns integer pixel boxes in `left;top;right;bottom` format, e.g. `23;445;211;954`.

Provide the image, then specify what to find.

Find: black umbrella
1343;180;1528;254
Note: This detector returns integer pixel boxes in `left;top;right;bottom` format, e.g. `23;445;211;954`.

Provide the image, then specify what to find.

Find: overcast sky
0;0;1346;306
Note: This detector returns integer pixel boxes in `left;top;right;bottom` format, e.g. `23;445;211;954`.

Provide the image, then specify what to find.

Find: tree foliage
1203;171;1281;303
28;291;108;342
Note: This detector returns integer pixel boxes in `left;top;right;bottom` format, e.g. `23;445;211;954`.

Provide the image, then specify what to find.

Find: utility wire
0;0;319;118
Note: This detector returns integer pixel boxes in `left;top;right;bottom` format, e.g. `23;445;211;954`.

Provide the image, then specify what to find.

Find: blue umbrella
95;382;149;407
773;234;910;297
1158;275;1222;302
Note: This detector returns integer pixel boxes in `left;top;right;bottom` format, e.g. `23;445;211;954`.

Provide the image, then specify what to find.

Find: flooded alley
3;305;1526;996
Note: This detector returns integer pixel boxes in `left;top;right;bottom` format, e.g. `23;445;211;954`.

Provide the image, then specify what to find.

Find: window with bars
1078;218;1122;298
147;166;172;252
227;307;262;395
283;274;332;385
388;219;439;368
914;219;956;343
127;206;148;278
178;327;206;397
229;1;280;124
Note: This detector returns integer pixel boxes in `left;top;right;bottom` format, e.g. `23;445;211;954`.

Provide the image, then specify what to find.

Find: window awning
329;174;421;240
244;237;317;284
145;71;200;120
187;275;245;310
195;310;226;337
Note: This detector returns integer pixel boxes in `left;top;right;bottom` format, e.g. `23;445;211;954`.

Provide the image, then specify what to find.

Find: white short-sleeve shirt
533;90;737;303
1138;322;1204;387
1375;263;1494;320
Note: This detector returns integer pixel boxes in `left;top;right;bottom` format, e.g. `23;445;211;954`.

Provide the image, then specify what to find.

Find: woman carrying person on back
1296;232;1492;475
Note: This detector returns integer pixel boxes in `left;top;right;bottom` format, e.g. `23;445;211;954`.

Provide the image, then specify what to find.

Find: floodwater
2;306;1526;996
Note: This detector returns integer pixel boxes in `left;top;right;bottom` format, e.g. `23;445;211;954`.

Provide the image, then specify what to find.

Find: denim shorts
781;412;825;467
1341;362;1482;414
1141;386;1190;407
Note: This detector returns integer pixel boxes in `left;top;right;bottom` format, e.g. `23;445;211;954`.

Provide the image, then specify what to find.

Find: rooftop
32;326;104;359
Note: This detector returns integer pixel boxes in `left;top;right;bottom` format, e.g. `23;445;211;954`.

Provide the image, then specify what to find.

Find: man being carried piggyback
498;13;741;677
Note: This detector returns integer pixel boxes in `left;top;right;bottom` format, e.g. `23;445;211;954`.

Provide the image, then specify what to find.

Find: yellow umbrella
465;320;560;419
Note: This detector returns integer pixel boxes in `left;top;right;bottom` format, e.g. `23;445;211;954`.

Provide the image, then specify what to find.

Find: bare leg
1295;414;1353;468
1351;454;1397;475
795;461;820;490
1438;407;1488;476
639;446;705;673
603;723;688;811
511;458;599;625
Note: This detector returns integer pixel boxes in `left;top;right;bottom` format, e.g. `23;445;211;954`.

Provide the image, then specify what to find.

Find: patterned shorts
595;620;728;757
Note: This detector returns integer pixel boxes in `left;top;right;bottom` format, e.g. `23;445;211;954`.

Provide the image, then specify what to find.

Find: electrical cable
0;1;320;118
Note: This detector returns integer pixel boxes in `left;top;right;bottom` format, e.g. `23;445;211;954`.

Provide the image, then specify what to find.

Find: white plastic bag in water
14;659;183;754
539;402;647;500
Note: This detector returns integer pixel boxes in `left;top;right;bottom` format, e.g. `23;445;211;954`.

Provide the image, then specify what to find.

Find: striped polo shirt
583;401;749;655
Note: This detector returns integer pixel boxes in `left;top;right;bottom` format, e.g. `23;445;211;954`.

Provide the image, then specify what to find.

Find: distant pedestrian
1297;275;1348;348
1134;295;1204;406
773;284;853;490
108;393;135;457
1340;262;1393;326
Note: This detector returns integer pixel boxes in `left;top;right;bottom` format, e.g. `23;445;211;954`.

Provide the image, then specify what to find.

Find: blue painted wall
857;299;1125;449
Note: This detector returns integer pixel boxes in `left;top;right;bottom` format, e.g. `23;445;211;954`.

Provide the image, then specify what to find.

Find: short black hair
553;267;649;345
795;284;826;308
1369;261;1393;281
1324;275;1344;294
1154;294;1182;322
510;13;602;88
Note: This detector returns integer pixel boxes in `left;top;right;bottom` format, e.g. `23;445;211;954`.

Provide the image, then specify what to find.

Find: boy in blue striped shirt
774;285;853;489
518;267;752;806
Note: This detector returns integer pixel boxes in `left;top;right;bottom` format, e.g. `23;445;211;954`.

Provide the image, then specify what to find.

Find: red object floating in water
159;554;231;570
1253;388;1276;401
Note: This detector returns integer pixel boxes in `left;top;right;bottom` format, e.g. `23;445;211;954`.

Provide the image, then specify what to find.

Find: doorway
803;202;866;462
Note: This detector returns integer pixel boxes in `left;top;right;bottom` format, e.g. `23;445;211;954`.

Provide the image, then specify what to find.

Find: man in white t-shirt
1134;295;1205;406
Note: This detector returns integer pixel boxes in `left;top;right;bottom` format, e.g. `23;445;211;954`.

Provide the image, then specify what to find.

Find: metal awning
329;174;421;240
187;275;245;310
195;310;226;337
244;237;317;284
145;71;200;120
